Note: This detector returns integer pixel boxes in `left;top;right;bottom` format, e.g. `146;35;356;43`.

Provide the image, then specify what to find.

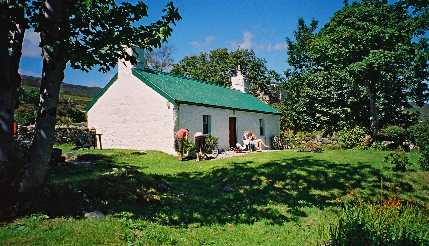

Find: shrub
418;150;429;171
371;141;389;151
204;135;219;154
271;136;286;150
338;126;368;149
384;152;409;172
381;125;407;149
175;138;194;152
330;202;429;245
274;130;344;150
298;142;323;153
409;121;429;170
15;105;36;126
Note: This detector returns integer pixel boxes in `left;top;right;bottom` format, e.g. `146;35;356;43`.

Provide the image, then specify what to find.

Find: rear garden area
1;146;428;245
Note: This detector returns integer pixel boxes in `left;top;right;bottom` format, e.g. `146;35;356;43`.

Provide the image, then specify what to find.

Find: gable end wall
87;71;176;154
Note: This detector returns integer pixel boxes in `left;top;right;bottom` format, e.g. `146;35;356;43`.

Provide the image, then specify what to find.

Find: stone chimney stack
230;65;249;93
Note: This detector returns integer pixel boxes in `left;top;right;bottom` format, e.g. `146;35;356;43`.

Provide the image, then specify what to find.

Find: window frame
203;115;211;134
259;119;265;136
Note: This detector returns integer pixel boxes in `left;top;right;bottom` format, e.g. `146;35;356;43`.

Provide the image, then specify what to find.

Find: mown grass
0;147;428;245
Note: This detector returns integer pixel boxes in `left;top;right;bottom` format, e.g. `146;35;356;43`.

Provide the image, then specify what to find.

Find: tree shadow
32;153;416;226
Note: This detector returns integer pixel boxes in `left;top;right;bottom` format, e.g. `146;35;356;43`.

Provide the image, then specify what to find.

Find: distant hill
21;74;101;98
411;103;429;121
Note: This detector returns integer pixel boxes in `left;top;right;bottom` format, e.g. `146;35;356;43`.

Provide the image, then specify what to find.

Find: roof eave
177;100;281;115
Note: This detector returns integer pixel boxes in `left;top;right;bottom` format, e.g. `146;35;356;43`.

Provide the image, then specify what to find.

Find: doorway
229;117;237;147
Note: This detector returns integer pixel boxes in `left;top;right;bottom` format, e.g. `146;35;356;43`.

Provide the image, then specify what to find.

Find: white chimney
118;47;134;78
230;65;249;93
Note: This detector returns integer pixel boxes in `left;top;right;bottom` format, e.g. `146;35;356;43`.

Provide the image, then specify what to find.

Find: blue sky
19;0;344;87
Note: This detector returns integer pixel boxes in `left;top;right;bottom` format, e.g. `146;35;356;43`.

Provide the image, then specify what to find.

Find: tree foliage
27;0;181;72
282;0;429;133
171;48;284;103
10;0;181;194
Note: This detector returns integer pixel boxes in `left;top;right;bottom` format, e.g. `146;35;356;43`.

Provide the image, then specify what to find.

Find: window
203;115;211;134
259;119;265;136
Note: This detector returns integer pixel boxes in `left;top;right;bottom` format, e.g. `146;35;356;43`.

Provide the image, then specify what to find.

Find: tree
171;48;283;103
282;0;428;134
313;0;428;133
0;1;27;217
282;18;332;131
18;0;181;193
142;44;175;72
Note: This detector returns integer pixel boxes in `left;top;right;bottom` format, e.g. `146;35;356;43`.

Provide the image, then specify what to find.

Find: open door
229;117;237;147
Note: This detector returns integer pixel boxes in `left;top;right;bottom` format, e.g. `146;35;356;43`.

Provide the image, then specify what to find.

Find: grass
0;147;428;245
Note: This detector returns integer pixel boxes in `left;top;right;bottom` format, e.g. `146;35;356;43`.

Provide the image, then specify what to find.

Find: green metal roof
86;68;279;115
132;69;279;115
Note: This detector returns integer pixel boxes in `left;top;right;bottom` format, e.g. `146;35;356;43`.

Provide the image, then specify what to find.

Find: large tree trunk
0;3;26;219
19;0;69;193
0;5;13;165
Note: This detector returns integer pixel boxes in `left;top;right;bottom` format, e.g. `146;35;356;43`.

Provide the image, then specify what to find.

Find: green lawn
1;147;428;245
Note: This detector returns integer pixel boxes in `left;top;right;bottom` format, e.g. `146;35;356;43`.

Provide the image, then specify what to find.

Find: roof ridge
137;68;234;91
132;68;279;115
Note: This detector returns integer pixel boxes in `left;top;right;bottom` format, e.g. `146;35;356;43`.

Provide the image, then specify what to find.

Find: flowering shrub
380;125;407;149
298;142;323;153
330;201;429;245
338;126;369;149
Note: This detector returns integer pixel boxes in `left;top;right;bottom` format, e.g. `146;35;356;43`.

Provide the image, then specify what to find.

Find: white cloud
231;31;287;52
231;31;253;50
258;41;287;52
189;35;216;50
22;30;41;58
239;31;253;49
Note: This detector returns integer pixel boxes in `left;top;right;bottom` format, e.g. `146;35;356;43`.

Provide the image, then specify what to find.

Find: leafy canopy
171;48;284;102
27;0;181;72
282;0;428;133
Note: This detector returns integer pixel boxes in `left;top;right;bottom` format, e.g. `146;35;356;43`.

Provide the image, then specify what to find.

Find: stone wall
16;124;90;147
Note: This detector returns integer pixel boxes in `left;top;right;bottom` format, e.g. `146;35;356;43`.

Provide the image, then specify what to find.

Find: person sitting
175;128;189;160
251;133;269;151
242;131;251;150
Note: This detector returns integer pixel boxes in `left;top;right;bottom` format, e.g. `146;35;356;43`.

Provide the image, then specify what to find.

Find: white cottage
86;60;280;155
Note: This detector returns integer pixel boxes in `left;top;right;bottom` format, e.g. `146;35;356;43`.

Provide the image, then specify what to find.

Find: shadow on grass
29;153;414;226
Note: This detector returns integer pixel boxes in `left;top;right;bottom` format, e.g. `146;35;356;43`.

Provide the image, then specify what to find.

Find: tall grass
330;199;429;245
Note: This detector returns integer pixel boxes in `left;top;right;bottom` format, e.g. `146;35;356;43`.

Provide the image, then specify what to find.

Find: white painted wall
177;104;280;150
87;65;176;154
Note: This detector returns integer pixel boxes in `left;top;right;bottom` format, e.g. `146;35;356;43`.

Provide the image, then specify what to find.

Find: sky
19;0;345;87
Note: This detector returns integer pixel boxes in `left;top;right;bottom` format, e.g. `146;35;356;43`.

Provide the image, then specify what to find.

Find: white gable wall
177;104;280;150
87;69;176;154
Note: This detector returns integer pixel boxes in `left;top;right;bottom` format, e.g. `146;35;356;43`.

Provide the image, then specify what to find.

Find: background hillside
17;75;102;125
410;103;429;121
21;75;101;98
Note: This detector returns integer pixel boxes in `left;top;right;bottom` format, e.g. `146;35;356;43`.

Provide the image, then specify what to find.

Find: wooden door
229;117;237;147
